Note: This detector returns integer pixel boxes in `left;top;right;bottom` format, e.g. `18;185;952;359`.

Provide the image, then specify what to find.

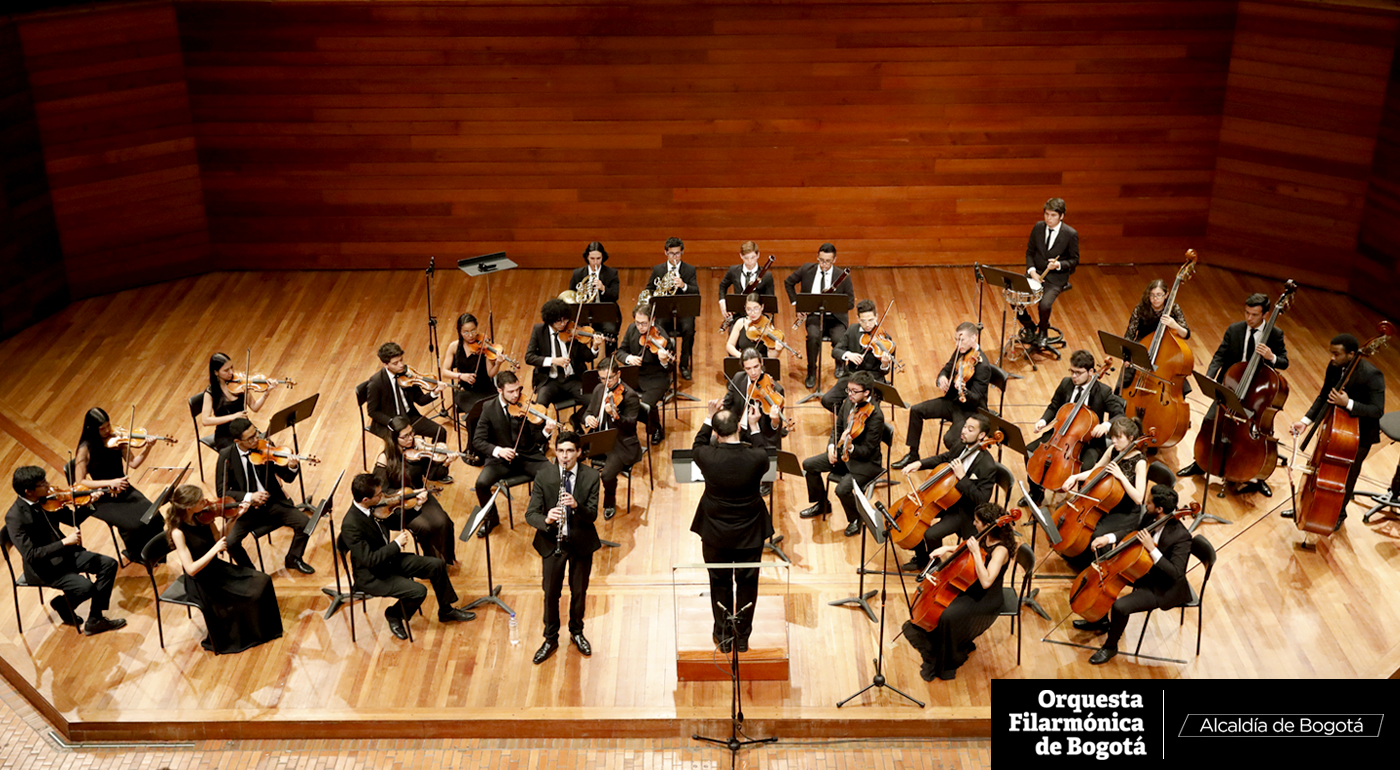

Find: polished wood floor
0;264;1397;742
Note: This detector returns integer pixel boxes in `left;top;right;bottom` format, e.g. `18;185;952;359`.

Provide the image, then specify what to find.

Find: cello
909;507;1020;631
1027;358;1114;492
1067;502;1199;622
1192;281;1299;484
890;431;1004;550
1292;321;1396;536
1048;430;1157;558
1122;251;1197;448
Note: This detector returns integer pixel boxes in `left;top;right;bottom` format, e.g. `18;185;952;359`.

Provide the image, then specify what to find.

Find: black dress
80;441;165;555
451;342;497;415
374;457;457;564
1064;454;1146;573
179;521;283;654
207;387;246;450
731;318;770;357
902;547;1009;681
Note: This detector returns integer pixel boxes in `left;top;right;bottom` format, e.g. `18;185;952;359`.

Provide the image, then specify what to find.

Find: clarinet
554;471;571;556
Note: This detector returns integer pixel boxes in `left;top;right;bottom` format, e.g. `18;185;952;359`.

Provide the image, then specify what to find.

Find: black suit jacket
341;504;411;585
5;498;85;584
471;397;550;462
1305;358;1386;444
526;463;602;556
922;447;999;519
620;323;672;384
1205;321;1289;379
647;261;701;303
938;348;992;412
215;444;299;505
689;424;773;549
585;382;643;458
720;372;785;445
524;322;598;391
783;262;855;325
1039;378;1125;426
718;265;775;299
831;398;885;479
832;323;891;377
1106;516;1192;609
1025;221;1079;287
569;265;621;303
366;367;436;430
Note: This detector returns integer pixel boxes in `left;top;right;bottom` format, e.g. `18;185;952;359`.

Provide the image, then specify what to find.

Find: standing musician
525;431;601;663
344;474;475;640
647;237;701;381
1057;416;1150;573
374;416;459;564
718;241;776;327
1021;351;1125;508
73;407;167;563
620;303;674;445
894;322;990;469
784;243;855;390
5;466;125;635
1018;197;1078;348
725;293;772;358
690;401;773;653
1285;333;1387;528
569;242;622;353
201;351;270;450
214;417;314;575
800;371;885;537
581;355;642;521
1078;484;1191;665
525;298;604;409
441;312;502;453
898;413;1000;572
366;341;449;443
820;299;892;414
471;371;558;538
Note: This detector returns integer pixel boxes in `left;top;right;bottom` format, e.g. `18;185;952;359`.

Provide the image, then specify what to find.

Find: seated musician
5;466;125;635
1017;197;1078;348
1078;484;1191;665
648;237;700;381
73;407;166;563
725;293;772;358
718;241;775;329
894;322;990;469
898;413;999;572
441;312;501;458
722;349;787;496
215;418;314;575
525;298;604;409
800;371;884;537
570;242;622;353
820;299;891;413
471;371;557;538
901;501;1013;681
620;303;674;445
581;354;642;521
374;416;458;564
1125;279;1190;344
366;341;448;443
1057;416;1149;574
1021;350;1124;508
201;351;269;450
344;474;474;640
784;243;854;390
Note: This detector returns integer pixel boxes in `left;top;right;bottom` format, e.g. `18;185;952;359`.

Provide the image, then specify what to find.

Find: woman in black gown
1058;415;1150;573
441;312;501;462
73;407;167;562
374;416;458;564
163;484;282;653
724;293;771;358
199;352;269;450
902;502;1014;682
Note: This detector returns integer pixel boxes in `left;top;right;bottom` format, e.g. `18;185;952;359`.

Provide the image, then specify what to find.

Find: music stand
1190;372;1242;530
1014;480;1055;620
577;429;622;549
722;294;778;318
140;463;191;526
265;393;321;508
308;470;348;618
980;265;1050;369
723;357;780;381
793;292;851;403
462;489;513;615
980;407;1028;459
1361;411;1400;523
578;302;622;346
652;293;702;410
1098;332;1153;397
581;365;640;394
760;450;802;563
457;252;517;342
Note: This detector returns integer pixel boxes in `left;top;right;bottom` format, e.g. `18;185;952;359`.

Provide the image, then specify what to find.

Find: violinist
800;371;885;537
73;407;166;563
525;298;604;409
725;293;772;358
569;242;622;353
784;243;855;390
898;413;999;572
720;349;787;455
1079;484;1191;665
5;466;125;635
718;241;776;327
1018;197;1078;348
581;355;642;520
620;303;674;445
648;237;701;380
201;352;269;450
471;371;557;538
1020;351;1125;509
215;418;314;575
901;501;1013;681
162;485;282;653
375;416;458;564
525;431;601;663
894;322;990;470
366;341;449;443
442;312;501;451
1059;416;1150;573
1284;333;1387;528
820;299;891;413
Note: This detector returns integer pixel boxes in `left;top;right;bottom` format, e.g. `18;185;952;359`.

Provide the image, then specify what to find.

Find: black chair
354;380;375;471
187;392;216;483
1147;460;1175;489
998;542;1037;665
1133;534;1215;657
139;532;207;651
1;527;79;635
492;474;532;530
62;459;127;568
989;460;1014;508
336;532;413;643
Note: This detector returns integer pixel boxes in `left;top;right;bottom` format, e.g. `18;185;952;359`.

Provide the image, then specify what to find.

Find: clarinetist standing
526;431;601;664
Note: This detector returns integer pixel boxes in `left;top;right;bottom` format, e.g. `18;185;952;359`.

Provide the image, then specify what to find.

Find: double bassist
1119;256;1196;450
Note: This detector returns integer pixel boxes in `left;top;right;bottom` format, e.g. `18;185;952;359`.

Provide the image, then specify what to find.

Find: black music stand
1191;372;1242;529
980;407;1027;461
722;357;780;381
981;265;1054;369
457;252;517;343
140;463;191;526
1098;331;1153;398
581;365;641;394
308;470;348;618
722;294;778;318
761;450;802;563
1014;479;1056;620
577;429;621;548
867;382;907;488
1361;411;1400;523
265;393;320;508
652;294;702;410
462;489;513;615
578;302;621;349
793;292;851;403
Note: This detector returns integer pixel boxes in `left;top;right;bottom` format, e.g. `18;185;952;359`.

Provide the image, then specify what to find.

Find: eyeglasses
846;387;866;395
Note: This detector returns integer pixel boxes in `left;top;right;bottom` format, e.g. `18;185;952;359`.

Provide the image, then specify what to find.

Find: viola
229;372;296;394
1067;502;1199;622
1027;359;1114;492
746;372;795;430
890;432;1004;550
192;496;242;525
396;365;449;392
952;347;979;403
248;438;321;466
40;486;107;512
746;315;803;360
106;426;179;449
404;438;467;464
1122;251;1197;448
1048;431;1157;558
464;338;520;370
910;508;1021;632
838;400;874;462
859;329;906;374
642;326;672;358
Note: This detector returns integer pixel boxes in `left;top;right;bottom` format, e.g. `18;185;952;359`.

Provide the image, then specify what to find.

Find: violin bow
859;299;897;359
125;404;137;470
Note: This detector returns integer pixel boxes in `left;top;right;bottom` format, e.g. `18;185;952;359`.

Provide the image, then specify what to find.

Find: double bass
1048;431;1158;558
890;431;1004;550
1192;281;1298;483
1068;502;1199;622
1027;359;1114;492
1122;251;1197;448
909;507;1021;631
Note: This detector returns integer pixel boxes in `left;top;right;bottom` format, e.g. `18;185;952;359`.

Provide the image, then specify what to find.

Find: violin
247;438;321;466
559;321;614;346
910;507;1021;632
859;329;906;373
1122;251;1197;448
838;400;874;462
370;481;448;512
1026;359;1114;492
746;372;795;430
507;399;556;425
396;365;449;392
40;486;107;512
642;326;672;358
229;372;295;394
791;267;851;329
464;338;521;370
890;431;1004;550
106;426;179;449
952;347;980;403
1067;502;1199;622
746;315;803;360
1048;431;1157;558
404;438;468;464
192;496;242;525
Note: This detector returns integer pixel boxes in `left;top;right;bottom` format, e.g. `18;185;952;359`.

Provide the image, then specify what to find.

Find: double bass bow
909;507;1021;632
1048;430;1158;558
1067;502;1200;623
1122;251;1197;448
890;431;1004;550
1027;358;1114;492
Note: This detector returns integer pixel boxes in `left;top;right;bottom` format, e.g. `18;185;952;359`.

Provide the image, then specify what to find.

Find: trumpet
560;276;600;305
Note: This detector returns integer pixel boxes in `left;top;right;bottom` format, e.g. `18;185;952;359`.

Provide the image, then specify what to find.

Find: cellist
1284;333;1387;529
1078;484;1192;665
898;413;999;572
1058;416;1151;573
1020;350;1124;509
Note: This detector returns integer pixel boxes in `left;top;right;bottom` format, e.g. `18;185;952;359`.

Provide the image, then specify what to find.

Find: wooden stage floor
1;264;1397;742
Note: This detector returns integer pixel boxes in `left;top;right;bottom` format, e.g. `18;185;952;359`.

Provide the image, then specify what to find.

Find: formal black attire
718;264;775;301
720;373;785;451
1063;454;1146;573
728;317;770;358
901;546;1009;681
365;367;445;443
342;502;459;622
583;381;643;509
905;349;990;457
1303;358;1386;509
374;456;457;564
689;422;772;643
5;497;117;618
525;321;599;408
1205;321;1289;379
783;262;854;379
471;396;553;526
646;260;700;371
1019;220;1079;336
450;340;499;419
820;324;891;413
77;441;164;557
214;444;311;570
1122;303;1193;395
569;264;622;352
1098;516;1191;649
206;387;247;450
620;322;673;438
909;447;999;568
526;462;601;643
803;399;885;525
1023;378;1125;505
177;521;282;653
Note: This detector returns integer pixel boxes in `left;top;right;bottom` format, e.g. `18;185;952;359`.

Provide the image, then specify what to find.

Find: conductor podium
672;562;791;682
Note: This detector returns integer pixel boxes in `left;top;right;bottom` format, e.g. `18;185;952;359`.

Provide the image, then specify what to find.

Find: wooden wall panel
18;2;209;299
1357;24;1400;315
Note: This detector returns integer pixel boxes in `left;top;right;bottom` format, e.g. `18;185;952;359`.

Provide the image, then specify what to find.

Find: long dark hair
1133;279;1168;323
380;415;415;484
207;352;232;398
457;313;478;345
78;407;110;453
163;484;204;547
975;502;1017;557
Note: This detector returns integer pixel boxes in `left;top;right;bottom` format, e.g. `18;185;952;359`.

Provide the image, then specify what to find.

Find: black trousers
1017;280;1067;335
1344;438;1376;509
49;550;118;616
659;315;696;370
637;371;670;436
702;542;764;641
804;314;847;377
1106;588;1176;648
906;395;973;455
358;553;457;621
802;453;878;525
595;445;641;508
911;509;975;566
475;456;552;524
536;376;587;409
226;500;310;570
541;547;594;641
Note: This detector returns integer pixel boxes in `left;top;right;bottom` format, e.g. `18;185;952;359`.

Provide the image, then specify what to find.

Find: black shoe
1177;461;1204;478
533;639;559;664
798;504;828;519
920;662;937;682
650;430;665;445
438;607;476;623
805;374;816;390
1089;645;1118;665
1016;496;1030;508
892;451;918;470
83;615;126;636
1280;509;1296;519
901;558;922;572
604;507;616;521
1335;513;1347;532
759;483;772;498
477;518;498;539
714;633;733;654
285;557;316;575
385;610;409;640
1255;480;1272;498
50;597;81;627
844;520;862;537
736;637;749;653
571;633;592;656
440;475;455;485
680;367;692;381
1073;617;1110;634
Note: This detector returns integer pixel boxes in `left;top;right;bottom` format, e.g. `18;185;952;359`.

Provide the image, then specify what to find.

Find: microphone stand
425;256;452;423
693;576;776;769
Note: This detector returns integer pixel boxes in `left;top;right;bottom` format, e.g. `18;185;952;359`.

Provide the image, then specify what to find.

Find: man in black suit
898;413;1001;572
894;322;991;469
215;417;315;574
524;298;604;409
1078;484;1192;665
366;341;448;443
471;370;557;537
1022;350;1125;507
784;243;855;390
620;303;674;444
718;241;775;328
820;299;893;413
581;355;642;520
720;349;787;497
569;242;622;354
647;237;701;380
690;402;773;653
1019;197;1079;347
1285;332;1387;528
800;371;885;537
525;431;601;663
5;466;125;635
343;473;474;640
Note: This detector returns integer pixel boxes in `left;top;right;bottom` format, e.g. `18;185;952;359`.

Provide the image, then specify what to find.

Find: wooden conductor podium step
675;594;789;682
